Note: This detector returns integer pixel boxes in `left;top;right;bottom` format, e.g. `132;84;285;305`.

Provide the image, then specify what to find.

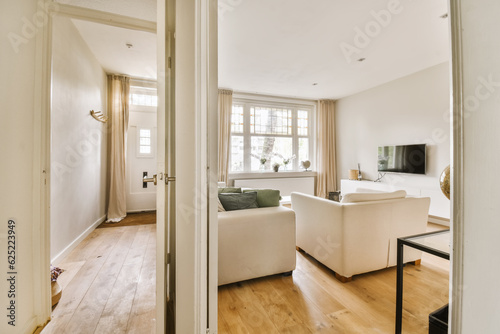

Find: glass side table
395;229;450;334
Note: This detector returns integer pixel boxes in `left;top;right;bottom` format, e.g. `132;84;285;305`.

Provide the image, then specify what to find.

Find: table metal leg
395;239;404;334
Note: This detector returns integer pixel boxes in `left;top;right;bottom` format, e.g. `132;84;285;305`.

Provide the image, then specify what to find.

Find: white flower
282;154;296;165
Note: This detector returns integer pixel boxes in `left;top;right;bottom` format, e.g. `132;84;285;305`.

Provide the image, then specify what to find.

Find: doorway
217;0;453;333
45;11;162;334
127;80;158;213
34;1;217;333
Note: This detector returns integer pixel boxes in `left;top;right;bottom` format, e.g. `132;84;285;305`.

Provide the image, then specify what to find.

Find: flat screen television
377;144;426;175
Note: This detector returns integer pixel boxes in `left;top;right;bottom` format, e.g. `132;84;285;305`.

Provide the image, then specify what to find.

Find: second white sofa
291;191;430;282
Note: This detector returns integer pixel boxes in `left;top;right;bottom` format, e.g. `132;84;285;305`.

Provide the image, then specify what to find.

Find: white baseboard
428;215;450;227
51;215;106;265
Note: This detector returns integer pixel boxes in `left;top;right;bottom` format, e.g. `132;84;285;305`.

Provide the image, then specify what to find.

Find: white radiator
234;177;315;197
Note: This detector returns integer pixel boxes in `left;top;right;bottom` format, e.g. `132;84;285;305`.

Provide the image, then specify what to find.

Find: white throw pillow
341;190;407;203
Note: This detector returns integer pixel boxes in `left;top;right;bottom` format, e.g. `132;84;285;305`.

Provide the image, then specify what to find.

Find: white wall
0;1;46;332
335;62;450;217
458;1;500;332
50;17;108;262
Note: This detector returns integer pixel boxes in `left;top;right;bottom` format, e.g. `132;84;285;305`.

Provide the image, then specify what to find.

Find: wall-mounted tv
377;144;426;175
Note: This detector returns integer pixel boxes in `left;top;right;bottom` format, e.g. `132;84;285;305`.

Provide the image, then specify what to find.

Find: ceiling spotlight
357;58;366;62
126;43;133;49
440;13;448;19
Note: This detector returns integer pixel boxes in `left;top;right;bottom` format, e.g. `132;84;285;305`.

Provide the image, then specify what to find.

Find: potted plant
272;162;280;172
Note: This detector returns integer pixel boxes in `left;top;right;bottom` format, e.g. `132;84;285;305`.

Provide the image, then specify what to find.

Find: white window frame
129;79;158;113
230;94;316;173
136;126;156;158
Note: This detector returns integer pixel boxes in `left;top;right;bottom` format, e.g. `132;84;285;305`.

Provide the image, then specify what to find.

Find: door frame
35;0;463;333
173;0;218;332
35;0;218;333
34;1;166;332
449;0;464;332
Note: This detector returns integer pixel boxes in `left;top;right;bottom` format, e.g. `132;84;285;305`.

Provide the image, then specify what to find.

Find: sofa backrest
341;190;407;203
291;192;430;276
341;195;431;268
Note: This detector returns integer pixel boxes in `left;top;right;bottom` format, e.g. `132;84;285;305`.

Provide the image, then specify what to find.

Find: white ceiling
72;19;157;80
66;0;449;100
218;0;450;99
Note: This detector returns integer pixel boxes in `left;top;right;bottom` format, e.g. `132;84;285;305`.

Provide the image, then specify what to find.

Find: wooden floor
218;223;450;334
42;215;447;334
42;213;156;334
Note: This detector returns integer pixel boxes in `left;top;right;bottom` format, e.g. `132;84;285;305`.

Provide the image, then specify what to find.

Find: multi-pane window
230;101;314;172
297;110;309;136
129;82;158;110
138;128;153;157
231;105;244;133
250;107;292;135
130;92;158;107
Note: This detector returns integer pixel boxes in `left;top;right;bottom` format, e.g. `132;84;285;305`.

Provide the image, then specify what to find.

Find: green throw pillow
218;187;242;194
218;192;259;211
242;189;281;207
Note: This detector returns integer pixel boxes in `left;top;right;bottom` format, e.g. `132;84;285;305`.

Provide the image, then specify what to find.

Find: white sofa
218;206;296;285
291;191;430;282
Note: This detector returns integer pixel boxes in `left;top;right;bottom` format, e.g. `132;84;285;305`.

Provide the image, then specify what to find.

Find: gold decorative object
349;169;359;180
301;160;311;171
439;165;451;200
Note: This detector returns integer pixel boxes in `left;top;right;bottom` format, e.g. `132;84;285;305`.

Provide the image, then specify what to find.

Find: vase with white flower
259;157;267;171
282;154;296;171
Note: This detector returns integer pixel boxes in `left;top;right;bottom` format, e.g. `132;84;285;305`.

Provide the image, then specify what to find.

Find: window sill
228;171;317;179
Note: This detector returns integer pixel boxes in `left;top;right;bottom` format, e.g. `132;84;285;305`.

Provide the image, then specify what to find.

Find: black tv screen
377;144;426;175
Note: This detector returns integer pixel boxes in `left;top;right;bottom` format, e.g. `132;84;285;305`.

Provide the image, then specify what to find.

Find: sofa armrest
291;192;344;271
218;206;296;285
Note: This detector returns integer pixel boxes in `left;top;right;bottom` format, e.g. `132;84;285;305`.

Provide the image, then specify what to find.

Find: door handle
143;174;157;186
165;174;176;185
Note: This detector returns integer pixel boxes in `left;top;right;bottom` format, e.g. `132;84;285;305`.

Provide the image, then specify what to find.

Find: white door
126;105;157;212
155;1;170;332
160;0;218;333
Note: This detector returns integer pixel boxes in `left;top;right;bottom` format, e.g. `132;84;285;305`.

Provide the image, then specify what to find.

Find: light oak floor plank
219;223;449;334
64;226;139;334
218;285;252;334
42;213;156;334
43;227;125;334
95;225;153;334
225;281;281;334
126;224;157;333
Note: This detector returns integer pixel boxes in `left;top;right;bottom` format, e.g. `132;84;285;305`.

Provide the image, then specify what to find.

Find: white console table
340;179;450;225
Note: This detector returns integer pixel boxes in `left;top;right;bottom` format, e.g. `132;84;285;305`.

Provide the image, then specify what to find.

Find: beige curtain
218;89;233;184
316;100;337;198
106;75;130;222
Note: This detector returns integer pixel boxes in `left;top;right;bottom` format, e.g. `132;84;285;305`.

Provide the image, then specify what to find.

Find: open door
155;0;175;332
154;0;217;333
